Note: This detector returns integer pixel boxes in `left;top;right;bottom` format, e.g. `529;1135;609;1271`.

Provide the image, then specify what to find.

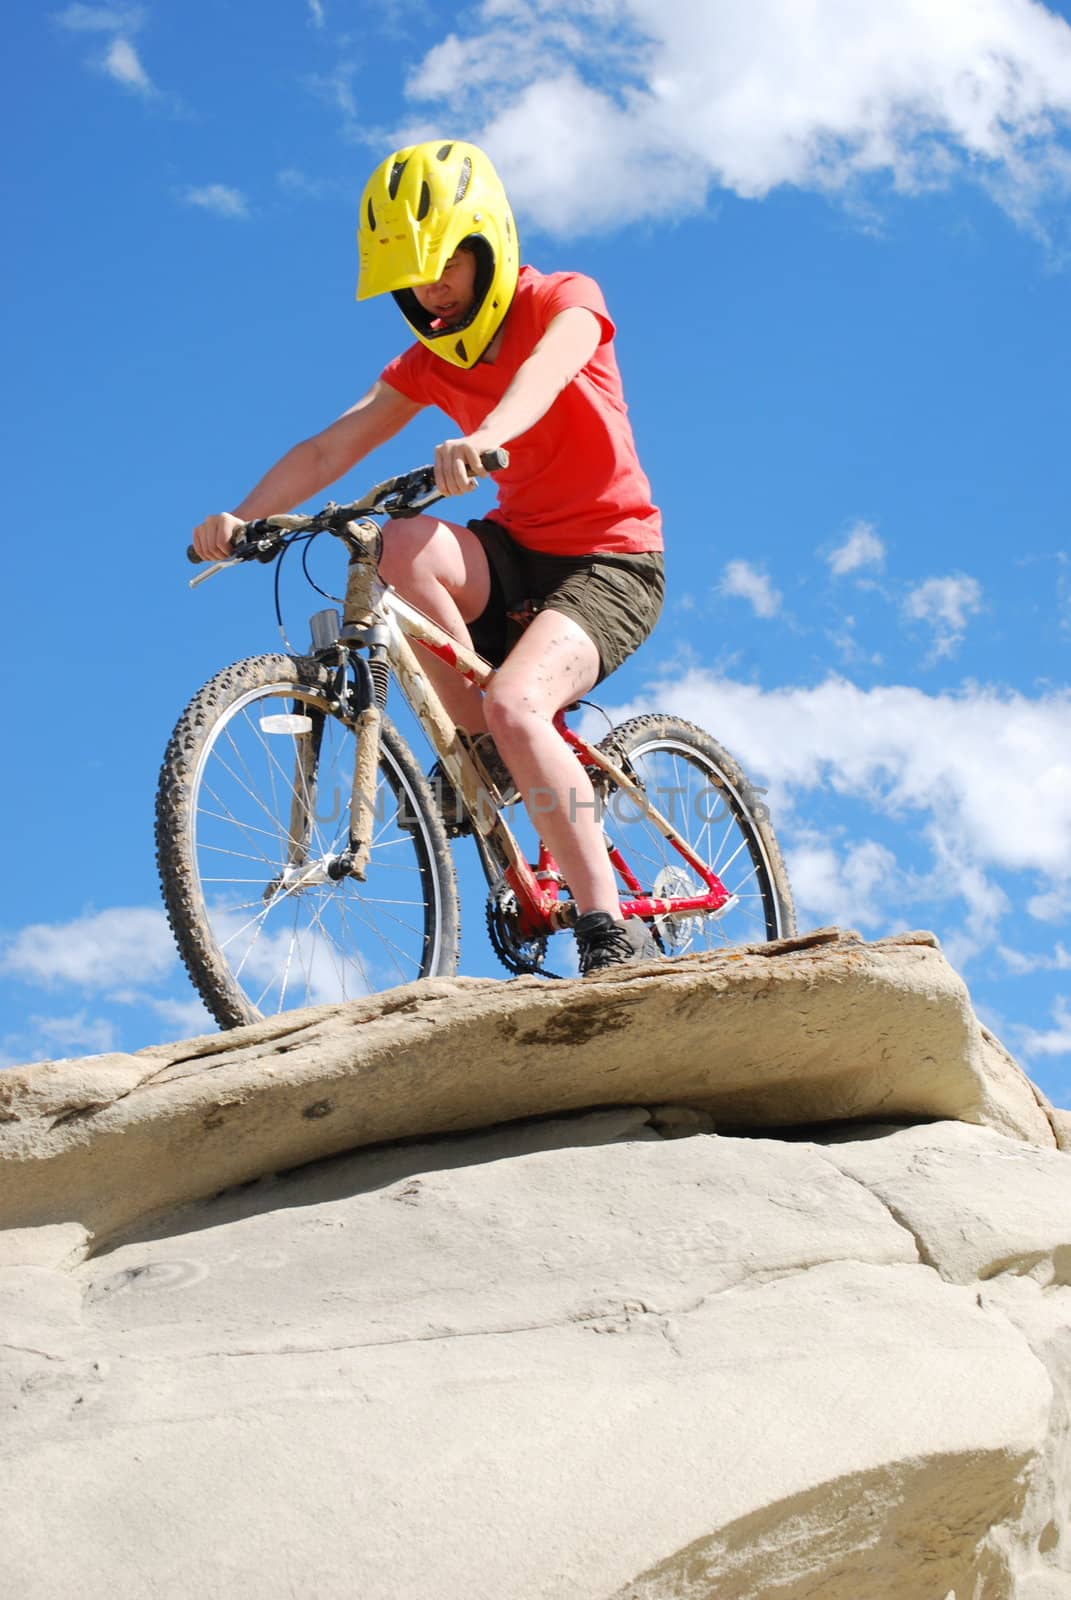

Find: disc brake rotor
652;865;705;953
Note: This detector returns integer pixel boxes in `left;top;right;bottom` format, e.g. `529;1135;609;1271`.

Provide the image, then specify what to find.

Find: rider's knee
483;683;541;744
378;514;436;586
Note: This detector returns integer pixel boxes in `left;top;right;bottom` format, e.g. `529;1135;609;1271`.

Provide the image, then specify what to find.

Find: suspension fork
284;698;325;869
283;642;372;876
321;639;389;884
328;541;392;883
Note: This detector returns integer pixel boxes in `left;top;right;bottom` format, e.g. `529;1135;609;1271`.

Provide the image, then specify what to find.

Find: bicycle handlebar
186;448;509;567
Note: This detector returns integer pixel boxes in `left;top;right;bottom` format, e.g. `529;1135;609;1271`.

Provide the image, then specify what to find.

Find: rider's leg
481;608;622;918
378;514;491;733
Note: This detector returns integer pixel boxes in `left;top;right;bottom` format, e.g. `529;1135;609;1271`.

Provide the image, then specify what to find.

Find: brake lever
188;556;241;588
186;530;280;586
382;449;509;519
384;488;443;520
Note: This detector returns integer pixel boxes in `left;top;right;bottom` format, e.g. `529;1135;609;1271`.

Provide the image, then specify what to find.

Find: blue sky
3;0;1070;1108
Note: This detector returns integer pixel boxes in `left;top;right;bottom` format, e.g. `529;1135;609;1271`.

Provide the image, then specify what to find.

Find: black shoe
428;734;517;837
574;911;661;975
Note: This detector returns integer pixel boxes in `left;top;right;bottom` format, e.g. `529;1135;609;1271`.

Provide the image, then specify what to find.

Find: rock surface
1;1114;1069;1599
0;930;1063;1254
2;929;1070;1598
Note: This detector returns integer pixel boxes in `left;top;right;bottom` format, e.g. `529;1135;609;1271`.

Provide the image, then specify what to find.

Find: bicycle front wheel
156;654;459;1029
594;715;796;953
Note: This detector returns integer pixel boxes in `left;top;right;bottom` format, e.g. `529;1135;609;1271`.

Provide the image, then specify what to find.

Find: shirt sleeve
535;272;616;345
379;343;431;404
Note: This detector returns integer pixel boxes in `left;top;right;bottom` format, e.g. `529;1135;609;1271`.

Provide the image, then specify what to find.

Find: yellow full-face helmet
356;139;519;369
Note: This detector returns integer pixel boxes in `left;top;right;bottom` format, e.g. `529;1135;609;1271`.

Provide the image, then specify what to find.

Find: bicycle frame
337;524;737;941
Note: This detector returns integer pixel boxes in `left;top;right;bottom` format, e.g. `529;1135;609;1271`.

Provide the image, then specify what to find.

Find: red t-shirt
380;266;662;556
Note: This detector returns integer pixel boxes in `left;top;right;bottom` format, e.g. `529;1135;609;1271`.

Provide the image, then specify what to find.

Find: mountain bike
158;451;796;1028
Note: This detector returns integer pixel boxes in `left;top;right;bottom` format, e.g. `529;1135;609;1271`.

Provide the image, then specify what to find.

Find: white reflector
259;713;313;735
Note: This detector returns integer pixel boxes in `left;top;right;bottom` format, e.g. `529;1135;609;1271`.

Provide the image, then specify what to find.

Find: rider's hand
434;436;492;497
191;512;245;562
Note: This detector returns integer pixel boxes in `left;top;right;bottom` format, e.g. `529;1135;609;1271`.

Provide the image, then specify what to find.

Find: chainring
485;879;566;979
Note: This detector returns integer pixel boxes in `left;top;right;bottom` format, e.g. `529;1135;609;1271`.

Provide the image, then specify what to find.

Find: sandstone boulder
2;929;1069;1597
0;930;1062;1255
1;1113;1068;1599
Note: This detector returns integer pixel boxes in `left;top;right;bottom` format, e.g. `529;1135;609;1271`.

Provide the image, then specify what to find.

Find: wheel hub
262;856;340;901
652;866;705;953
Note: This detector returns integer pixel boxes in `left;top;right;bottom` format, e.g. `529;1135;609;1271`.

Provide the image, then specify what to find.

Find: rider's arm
192;380;423;559
433;307;603;496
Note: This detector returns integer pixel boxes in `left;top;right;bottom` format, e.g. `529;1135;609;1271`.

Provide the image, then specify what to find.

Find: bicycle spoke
159;664;458;1023
593;720;792;953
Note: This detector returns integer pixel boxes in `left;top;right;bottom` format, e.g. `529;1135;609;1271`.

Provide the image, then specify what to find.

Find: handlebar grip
480;447;509;473
187;533;252;563
188;537;244;563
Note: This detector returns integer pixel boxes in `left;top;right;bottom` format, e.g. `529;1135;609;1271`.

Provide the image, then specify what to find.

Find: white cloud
400;0;1071;235
306;63;358;123
1016;996;1071;1057
1028;881;1071;923
149;996;214;1034
825;615;884;669
207;906;372;1007
53;3;144;31
108;988;215;1037
999;941;1071;974
183;183;251;220
828;521;886;577
1;1010;119;1070
602;671;1071;949
55;4;165;100
925;830;1011;966
307;0;326;24
28;1011;117;1056
904;573;984;657
1;907;177;989
719;559;782;618
100;34;153;93
277;167;333;199
787;836;899;930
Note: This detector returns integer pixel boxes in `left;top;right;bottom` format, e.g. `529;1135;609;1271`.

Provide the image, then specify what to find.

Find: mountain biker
191;139;664;975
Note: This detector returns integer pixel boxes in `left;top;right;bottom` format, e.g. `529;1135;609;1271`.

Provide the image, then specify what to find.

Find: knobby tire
156;654;459;1029
594;714;796;951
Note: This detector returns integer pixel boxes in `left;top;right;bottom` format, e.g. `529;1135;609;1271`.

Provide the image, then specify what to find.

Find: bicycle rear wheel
594;715;795;952
156;654;459;1028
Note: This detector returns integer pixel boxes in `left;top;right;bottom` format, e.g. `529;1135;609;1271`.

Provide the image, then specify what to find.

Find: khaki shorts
466;518;665;683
